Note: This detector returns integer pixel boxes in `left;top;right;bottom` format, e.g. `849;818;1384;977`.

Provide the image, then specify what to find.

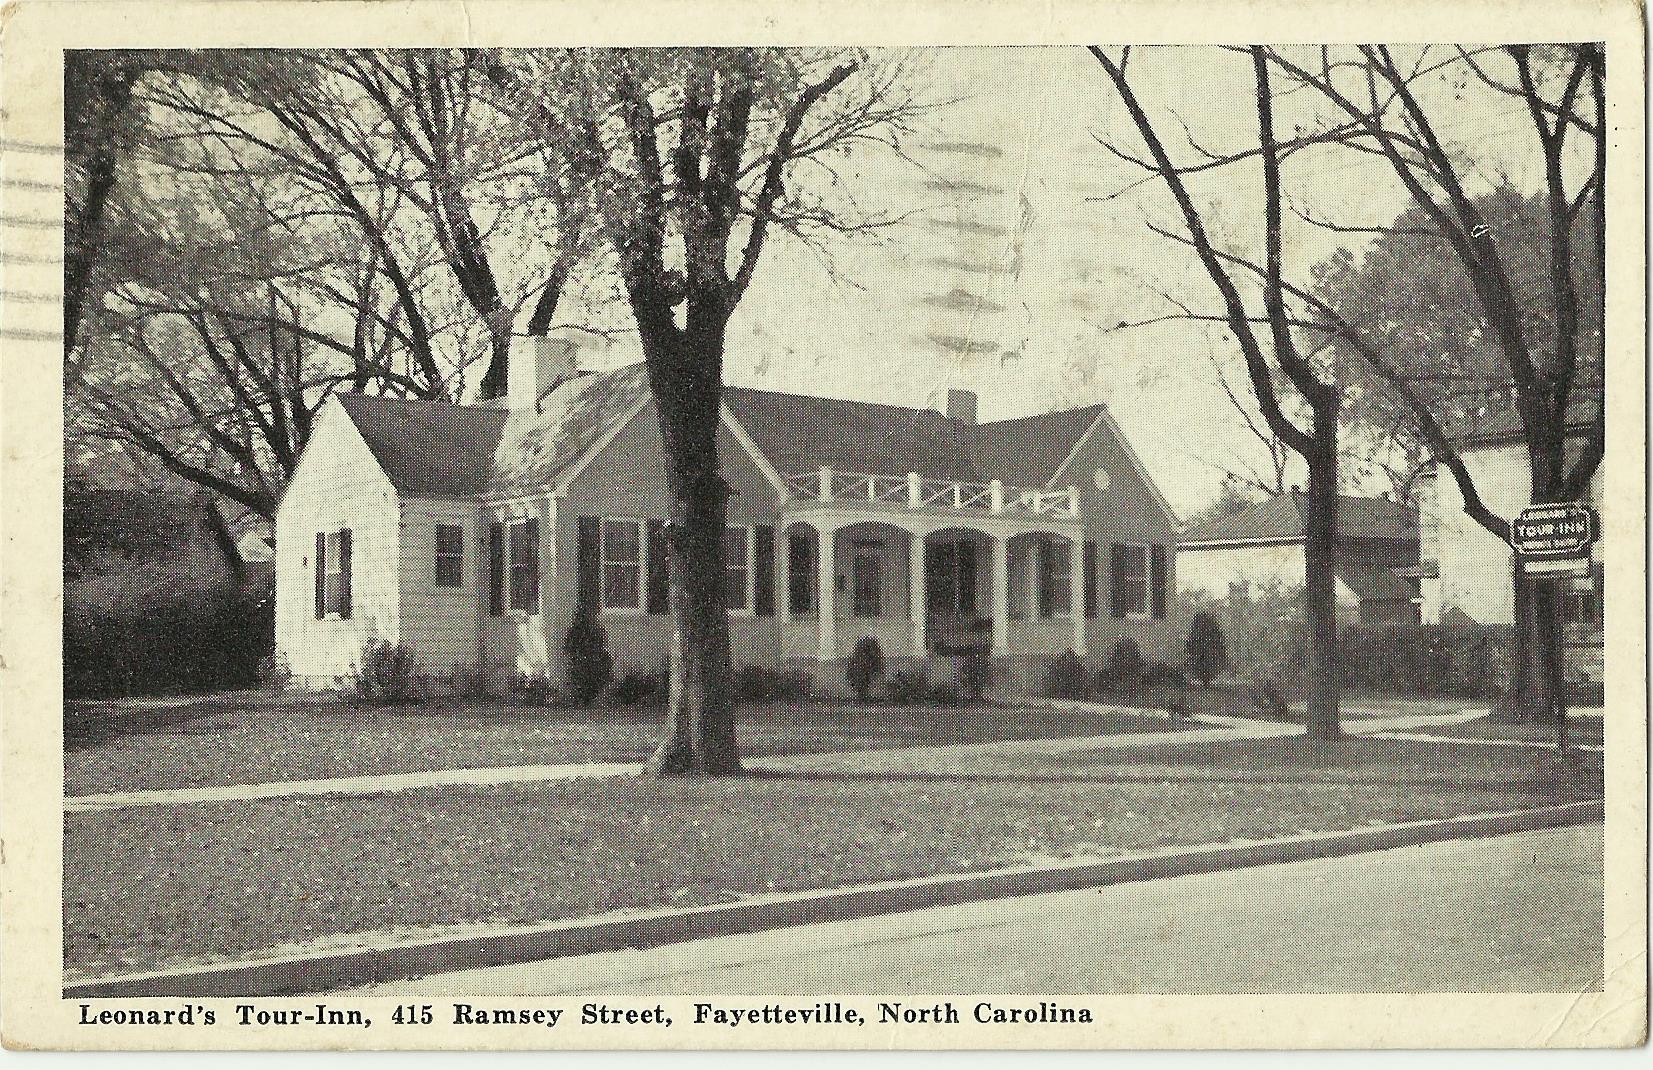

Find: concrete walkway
63;707;1485;814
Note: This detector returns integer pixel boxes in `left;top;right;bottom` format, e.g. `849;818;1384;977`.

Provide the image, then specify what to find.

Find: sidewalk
64;707;1481;813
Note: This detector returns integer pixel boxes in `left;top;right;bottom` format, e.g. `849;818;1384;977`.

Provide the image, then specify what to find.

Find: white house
274;339;1182;693
1177;491;1420;624
1415;406;1604;682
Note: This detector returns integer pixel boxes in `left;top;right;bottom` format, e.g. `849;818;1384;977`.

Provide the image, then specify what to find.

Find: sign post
1511;502;1597;577
1509;502;1599;749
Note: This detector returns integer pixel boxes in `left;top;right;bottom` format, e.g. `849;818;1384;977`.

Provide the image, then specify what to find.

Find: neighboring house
274;339;1182;693
1177;491;1420;625
1415;404;1604;683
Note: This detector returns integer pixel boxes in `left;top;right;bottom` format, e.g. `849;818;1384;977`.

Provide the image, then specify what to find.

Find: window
1039;538;1072;617
723;525;751;611
788;532;814;615
324;530;346;614
852;550;882;618
508;519;539;614
1112;543;1150;618
601;519;643;611
434;524;464;588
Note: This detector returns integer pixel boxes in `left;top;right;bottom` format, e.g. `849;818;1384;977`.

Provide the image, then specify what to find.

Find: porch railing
784;466;1080;519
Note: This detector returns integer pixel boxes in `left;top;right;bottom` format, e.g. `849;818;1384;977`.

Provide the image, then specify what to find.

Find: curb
64;798;1602;999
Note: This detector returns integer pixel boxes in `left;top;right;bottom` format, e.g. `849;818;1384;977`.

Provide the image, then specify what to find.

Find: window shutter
1150;544;1168;620
488;522;504;616
646;520;670;615
1109;543;1127;619
524;519;541;615
1037;537;1054;619
1083;540;1098;620
753;525;775;616
576;516;600;613
338;528;353;620
314;532;326;619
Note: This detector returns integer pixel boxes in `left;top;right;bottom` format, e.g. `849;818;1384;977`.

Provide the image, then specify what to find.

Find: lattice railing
785;467;1079;519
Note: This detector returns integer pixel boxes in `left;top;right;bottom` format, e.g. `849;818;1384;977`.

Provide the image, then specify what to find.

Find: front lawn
64;734;1601;980
65;697;1182;796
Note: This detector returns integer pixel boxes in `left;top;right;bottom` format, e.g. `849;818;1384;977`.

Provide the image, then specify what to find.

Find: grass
65;696;1182;796
63;734;1601;981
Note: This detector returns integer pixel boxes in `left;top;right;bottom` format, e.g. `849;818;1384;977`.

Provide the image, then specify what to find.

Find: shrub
1237;673;1288;719
734;664;812;703
512;669;561;706
609;670;663;706
1044;650;1090;700
1140;661;1189;688
886;668;931;705
846;636;885;703
928;682;962;707
1184;611;1229;687
563;610;613;707
958;652;993;703
1101;636;1145;693
64;575;272;698
1337;622;1511;698
256;651;292;692
351;639;421;705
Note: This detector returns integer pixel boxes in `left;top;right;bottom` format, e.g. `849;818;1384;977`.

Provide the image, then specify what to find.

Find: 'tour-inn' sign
1511;501;1599;577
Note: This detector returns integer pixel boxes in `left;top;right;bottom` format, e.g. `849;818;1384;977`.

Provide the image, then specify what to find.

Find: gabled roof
336;393;506;498
722;386;1109;490
1182;491;1417;546
334;362;1143;504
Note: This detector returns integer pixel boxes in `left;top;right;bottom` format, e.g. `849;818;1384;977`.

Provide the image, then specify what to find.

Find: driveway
363;824;1603;995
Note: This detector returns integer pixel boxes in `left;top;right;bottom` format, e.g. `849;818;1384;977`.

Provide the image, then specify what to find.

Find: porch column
909;530;926;656
816;524;836;660
1069;534;1086;654
991;535;1010;655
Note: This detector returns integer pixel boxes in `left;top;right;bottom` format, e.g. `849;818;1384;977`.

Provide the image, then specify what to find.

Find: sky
628;45;1557;519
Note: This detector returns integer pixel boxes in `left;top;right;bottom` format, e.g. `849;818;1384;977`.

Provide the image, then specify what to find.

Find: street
365;824;1603;996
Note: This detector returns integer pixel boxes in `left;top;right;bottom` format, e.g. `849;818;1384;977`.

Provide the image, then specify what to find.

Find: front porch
774;468;1089;661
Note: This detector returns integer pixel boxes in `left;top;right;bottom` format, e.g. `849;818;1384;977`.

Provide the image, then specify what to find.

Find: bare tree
1265;44;1606;733
1093;45;1345;738
503;48;923;775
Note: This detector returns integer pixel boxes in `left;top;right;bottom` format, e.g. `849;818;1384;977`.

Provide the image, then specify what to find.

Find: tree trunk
478;324;510;401
642;317;741;777
1301;406;1341;740
1505;446;1570;735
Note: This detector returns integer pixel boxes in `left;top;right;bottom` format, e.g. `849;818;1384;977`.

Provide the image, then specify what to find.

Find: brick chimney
946;388;978;425
509;334;577;412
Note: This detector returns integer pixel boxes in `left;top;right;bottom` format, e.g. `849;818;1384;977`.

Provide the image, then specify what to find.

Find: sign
1512;502;1597;576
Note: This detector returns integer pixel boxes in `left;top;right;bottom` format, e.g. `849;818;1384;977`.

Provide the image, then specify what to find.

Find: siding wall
545;403;784;683
1065;411;1182;663
274;401;402;685
399;497;486;678
1434;442;1605;626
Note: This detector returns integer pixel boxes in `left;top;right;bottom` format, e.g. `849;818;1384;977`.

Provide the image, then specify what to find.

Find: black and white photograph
1;0;1644;1050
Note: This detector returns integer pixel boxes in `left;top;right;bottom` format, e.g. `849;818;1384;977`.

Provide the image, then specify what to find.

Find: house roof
1457;387;1602;449
722;385;1108;489
1338;565;1418;605
337;393;507;498
333;361;1129;503
1181;491;1417;546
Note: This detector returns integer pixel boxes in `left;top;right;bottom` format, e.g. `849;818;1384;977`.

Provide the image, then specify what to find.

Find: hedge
64;576;272;698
